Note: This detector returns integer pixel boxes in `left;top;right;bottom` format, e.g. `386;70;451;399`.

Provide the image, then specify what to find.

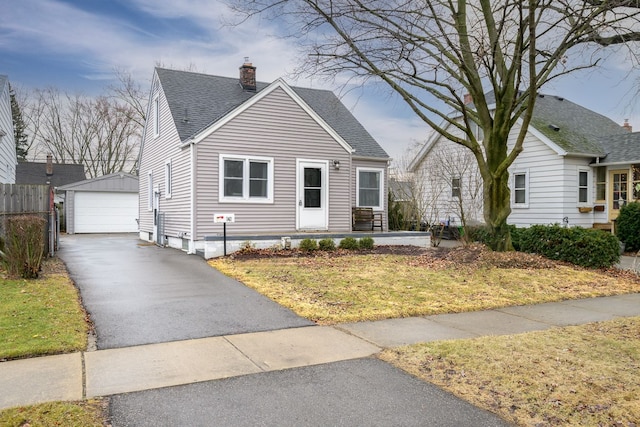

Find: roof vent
555;96;564;101
538;94;545;98
182;108;189;123
548;124;560;132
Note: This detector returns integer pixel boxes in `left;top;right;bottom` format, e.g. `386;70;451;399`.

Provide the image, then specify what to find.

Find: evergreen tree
10;84;28;161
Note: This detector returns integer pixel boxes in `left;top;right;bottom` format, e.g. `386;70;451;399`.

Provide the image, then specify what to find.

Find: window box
578;206;593;213
593;205;605;212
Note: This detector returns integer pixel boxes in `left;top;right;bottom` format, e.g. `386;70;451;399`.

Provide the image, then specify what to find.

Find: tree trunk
483;172;513;251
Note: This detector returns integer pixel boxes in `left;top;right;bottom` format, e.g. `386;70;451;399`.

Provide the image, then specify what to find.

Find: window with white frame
451;176;461;199
219;155;273;203
147;170;153;210
357;168;384;209
153;95;160;137
578;169;590;204
595;166;606;201
513;171;528;207
165;159;172;199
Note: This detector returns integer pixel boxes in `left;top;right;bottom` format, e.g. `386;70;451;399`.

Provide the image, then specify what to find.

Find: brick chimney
46;153;53;177
463;93;473;105
239;58;256;92
622;119;632;132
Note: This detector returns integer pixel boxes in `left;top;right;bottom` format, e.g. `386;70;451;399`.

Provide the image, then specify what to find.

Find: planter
593;205;605;212
578;207;593;213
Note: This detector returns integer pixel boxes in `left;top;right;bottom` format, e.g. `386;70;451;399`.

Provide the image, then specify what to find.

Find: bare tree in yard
27;87;140;178
231;0;640;250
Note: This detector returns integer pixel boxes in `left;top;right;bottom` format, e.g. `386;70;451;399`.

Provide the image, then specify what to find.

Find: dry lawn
209;245;640;324
380;317;640;426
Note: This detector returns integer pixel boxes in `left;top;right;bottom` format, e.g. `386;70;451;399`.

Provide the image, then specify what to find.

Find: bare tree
231;0;640;250
108;68;147;129
27;87;140;178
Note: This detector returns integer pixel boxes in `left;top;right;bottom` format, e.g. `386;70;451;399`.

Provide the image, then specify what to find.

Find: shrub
299;238;318;252
359;236;375;250
465;224;523;251
519;224;620;268
318;238;336;251
339;237;360;250
616;202;640;252
2;215;47;279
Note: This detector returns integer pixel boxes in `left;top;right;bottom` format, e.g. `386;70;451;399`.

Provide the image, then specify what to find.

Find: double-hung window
451;177;461;199
219;155;273;203
357;168;384;209
596;166;606;201
578;168;590;205
512;170;528;207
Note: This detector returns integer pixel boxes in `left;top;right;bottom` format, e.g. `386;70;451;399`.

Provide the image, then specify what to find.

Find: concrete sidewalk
1;292;639;411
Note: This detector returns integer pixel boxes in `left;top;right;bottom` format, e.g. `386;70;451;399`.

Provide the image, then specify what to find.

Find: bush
1;215;47;279
299;238;318;252
616;202;640;252
519;224;620;269
339;237;360;250
466;224;523;251
359;236;375;250
318;238;336;251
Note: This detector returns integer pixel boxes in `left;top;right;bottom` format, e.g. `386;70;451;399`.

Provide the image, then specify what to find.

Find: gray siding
352;158;389;231
194;87;353;237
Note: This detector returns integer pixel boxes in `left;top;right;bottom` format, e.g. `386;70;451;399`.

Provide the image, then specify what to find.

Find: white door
74;192;139;233
297;160;328;230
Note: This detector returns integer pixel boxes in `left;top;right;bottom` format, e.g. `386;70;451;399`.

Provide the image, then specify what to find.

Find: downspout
189;139;196;254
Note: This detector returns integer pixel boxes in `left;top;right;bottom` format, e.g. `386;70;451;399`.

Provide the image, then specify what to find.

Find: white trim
511;169;529;208
152;95;160;138
189;79;354;154
577;166;591;206
218;154;274;203
165;159;172;199
356;167;385;210
295;158;330;231
147;170;153;211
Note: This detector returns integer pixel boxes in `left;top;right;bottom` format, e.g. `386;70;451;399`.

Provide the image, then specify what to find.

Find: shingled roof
598;132;640;164
155;68;389;159
16;161;86;187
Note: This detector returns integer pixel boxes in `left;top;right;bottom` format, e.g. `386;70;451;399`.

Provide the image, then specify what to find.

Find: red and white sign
214;213;235;223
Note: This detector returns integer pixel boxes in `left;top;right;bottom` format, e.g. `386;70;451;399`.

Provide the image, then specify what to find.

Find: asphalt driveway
58;234;313;349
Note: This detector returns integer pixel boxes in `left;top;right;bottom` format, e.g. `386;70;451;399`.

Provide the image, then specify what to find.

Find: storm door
297;160;328;230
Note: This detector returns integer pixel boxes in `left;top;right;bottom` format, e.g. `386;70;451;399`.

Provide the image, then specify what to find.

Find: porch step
593;223;613;232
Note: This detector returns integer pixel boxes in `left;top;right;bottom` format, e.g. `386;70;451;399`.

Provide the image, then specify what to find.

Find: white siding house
411;94;640;231
138;64;392;257
0;75;16;184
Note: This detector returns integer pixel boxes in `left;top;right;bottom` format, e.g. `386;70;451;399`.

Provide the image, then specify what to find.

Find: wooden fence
0;184;56;255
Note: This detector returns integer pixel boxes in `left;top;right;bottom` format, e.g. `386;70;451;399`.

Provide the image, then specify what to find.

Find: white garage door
74;192;139;233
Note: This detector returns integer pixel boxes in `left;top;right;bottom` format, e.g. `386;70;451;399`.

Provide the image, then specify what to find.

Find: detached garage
59;173;139;234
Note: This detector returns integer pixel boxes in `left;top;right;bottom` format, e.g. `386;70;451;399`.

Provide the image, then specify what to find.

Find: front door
609;169;628;222
297;160;328;230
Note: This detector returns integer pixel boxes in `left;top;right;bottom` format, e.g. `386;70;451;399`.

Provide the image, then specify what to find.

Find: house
0;75;17;184
58;173;139;234
16;156;86;203
410;94;640;232
138;63;393;257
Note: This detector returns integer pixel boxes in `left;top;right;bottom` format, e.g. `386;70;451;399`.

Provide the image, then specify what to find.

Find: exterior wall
193;87;354;237
65;190;76;234
0;80;16;184
138;75;190;241
352;158;390;230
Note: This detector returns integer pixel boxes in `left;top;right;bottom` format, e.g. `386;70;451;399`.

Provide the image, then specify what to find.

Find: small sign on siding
214;213;235;223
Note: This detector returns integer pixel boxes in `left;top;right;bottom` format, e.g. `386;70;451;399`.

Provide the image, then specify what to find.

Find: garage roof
58;172;138;192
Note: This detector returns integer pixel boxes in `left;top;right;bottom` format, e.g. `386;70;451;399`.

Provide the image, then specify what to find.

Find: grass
209;252;640;324
0;400;107;427
380;317;640;426
0;257;88;359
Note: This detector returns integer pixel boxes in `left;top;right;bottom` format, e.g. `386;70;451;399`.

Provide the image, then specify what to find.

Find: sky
2;0;639;167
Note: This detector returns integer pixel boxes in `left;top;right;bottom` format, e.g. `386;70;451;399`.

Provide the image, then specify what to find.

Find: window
152;95;160;137
578;169;589;204
165;159;172;199
596;166;606;201
219;155;273;203
513;171;528;207
633;164;640;201
147;170;153;210
451;177;461;199
357;168;384;209
469;122;484;142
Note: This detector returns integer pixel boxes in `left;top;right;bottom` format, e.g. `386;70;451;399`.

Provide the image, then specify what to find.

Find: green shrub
519;224;620;268
616;202;640;252
359;236;375;250
2;215;47;279
339;237;360;250
318;238;336;251
299;238;318;252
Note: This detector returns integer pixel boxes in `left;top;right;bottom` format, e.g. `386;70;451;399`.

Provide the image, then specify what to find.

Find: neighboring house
138;63;390;257
0;75;17;183
411;93;640;231
16;156;86;203
58;173;139;234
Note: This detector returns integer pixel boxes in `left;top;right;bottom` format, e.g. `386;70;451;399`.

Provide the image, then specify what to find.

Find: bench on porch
352;207;383;231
